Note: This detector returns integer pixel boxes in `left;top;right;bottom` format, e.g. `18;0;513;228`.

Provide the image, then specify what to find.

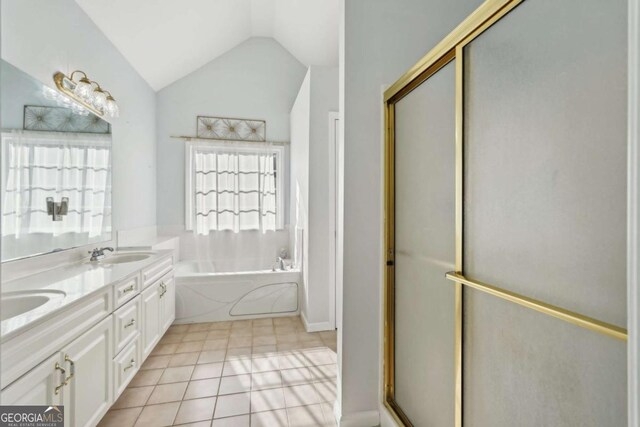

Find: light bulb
92;89;107;111
73;77;93;101
105;97;119;118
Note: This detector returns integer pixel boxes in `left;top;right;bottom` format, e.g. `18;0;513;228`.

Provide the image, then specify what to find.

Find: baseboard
379;403;400;427
339;410;380;427
301;310;334;332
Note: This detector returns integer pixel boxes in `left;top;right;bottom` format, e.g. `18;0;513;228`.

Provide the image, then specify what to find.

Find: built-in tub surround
1;251;167;341
175;259;300;324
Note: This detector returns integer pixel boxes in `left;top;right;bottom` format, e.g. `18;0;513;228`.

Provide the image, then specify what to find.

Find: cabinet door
62;316;113;427
0;353;63;406
141;282;161;359
160;274;175;333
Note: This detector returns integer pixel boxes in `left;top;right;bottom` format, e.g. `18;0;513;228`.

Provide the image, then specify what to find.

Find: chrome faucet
89;247;114;261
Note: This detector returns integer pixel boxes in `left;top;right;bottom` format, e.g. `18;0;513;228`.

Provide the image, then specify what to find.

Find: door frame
628;0;639;424
328;111;341;331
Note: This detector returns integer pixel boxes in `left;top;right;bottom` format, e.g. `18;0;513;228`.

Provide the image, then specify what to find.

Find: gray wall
156;37;307;230
1;0;157;233
1;61;60;129
341;0;484;418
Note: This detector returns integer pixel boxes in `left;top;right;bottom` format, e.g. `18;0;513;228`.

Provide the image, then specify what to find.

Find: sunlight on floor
98;316;338;427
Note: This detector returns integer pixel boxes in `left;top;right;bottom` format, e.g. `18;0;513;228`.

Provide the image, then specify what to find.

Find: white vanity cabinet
141;272;175;359
141;281;162;359
61;316;113;427
161;274;176;332
0;353;63;406
0;252;175;427
1;317;114;427
113;338;139;397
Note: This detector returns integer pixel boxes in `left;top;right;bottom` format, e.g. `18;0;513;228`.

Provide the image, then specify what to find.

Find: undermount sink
98;253;151;265
1;290;66;321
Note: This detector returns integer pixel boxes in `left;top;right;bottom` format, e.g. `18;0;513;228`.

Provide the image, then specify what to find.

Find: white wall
290;70;311;311
308;66;339;328
340;0;484;423
1;0;157;234
289;67;339;331
155;37;306;263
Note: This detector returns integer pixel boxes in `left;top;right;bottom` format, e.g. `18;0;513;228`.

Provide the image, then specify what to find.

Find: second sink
97;253;152;265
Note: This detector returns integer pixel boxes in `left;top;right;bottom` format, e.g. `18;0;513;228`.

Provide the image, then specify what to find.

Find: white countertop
1;250;172;342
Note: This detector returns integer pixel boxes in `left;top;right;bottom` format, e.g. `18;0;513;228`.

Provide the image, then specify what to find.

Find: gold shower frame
382;0;628;426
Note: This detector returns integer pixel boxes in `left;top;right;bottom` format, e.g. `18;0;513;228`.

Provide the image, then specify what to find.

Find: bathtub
174;260;300;324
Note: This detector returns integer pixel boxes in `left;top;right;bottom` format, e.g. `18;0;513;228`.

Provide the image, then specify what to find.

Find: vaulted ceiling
74;0;339;91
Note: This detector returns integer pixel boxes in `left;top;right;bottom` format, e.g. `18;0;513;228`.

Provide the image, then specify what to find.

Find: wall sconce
47;197;69;221
53;70;119;119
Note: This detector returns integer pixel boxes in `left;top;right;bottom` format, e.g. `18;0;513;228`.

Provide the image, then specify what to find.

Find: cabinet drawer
141;256;173;290
113;337;139;398
113;296;141;356
114;273;140;308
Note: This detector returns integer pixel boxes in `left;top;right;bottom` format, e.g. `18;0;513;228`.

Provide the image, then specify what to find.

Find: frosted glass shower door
462;0;627;425
392;60;456;426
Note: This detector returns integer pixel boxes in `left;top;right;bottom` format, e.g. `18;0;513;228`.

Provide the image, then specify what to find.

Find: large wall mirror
1;59;113;262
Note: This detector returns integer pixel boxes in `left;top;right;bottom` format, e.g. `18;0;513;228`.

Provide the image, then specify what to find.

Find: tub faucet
273;256;286;271
89;247;114;261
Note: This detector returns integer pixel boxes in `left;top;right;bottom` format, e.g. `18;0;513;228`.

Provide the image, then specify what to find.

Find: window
185;141;284;234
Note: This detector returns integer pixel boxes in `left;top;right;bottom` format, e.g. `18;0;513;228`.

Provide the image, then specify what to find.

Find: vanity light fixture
53;70;119;119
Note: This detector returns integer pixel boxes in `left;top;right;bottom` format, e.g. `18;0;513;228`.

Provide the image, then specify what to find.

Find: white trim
184;140;285;232
300;309;333;332
333;396;342;427
379;403;401;427
328;111;341;332
338;410;380;427
629;0;640;425
185;142;195;231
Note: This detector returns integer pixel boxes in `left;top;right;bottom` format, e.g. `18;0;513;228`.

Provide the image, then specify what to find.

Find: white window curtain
1;130;111;238
187;142;282;234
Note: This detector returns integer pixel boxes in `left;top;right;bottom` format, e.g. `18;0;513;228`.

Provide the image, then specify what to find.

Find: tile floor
98;316;338;427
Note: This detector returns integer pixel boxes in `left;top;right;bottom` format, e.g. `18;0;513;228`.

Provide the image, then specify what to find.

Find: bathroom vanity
0;251;175;427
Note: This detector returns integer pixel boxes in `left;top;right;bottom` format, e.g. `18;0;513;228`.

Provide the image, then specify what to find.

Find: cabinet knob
124;319;136;328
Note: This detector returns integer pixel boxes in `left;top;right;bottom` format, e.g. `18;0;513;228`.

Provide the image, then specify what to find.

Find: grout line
105;316;337;427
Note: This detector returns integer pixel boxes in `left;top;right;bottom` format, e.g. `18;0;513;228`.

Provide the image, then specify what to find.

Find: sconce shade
105;98;119;118
93;89;107;110
73;78;93;101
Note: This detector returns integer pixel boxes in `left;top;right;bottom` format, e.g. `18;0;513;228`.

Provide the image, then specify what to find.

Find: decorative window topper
197;116;266;141
24;105;110;134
